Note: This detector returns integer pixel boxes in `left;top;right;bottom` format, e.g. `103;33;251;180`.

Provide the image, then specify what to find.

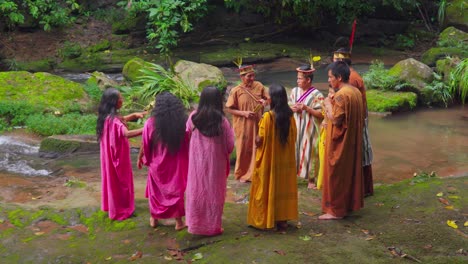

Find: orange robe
322;85;364;217
349;68;374;196
247;111;298;229
226;81;267;182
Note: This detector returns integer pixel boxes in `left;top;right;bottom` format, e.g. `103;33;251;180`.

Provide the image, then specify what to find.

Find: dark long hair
151;92;187;154
327;61;350;83
269;84;293;146
192;86;224;137
96;88;120;141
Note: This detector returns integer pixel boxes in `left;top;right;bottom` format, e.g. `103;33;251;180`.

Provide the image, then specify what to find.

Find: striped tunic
289;87;324;179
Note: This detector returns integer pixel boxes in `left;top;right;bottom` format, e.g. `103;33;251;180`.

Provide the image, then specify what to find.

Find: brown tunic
226;81;267;181
322;84;364;217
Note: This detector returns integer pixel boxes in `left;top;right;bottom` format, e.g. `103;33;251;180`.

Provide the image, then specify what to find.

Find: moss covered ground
0;174;466;263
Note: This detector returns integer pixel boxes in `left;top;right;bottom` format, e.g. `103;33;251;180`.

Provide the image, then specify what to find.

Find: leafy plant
411;171;437;185
448;58;468;104
0;100;45;127
123;0;208;56
25;113;97;136
424;72;452;107
395;34;415;50
363;60;402;90
125;62;198;109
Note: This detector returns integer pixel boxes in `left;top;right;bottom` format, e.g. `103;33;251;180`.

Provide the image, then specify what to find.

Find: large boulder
39;135;99;158
437;26;468;47
445;0;468;31
173;60;227;91
122;57;152;83
0;71;87;110
388;58;434;91
421;27;468;66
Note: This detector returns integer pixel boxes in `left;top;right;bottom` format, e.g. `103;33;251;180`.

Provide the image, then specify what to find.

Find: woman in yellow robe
247;84;298;231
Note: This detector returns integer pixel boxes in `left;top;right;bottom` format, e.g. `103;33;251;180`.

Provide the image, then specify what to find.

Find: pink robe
185;112;235;235
141;117;189;219
100;117;135;220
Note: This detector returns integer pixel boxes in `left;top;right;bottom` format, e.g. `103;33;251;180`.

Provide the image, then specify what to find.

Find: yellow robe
247;111;298;229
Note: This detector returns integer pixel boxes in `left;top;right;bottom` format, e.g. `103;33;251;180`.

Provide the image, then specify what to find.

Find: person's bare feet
149;217;158;228
175;218;187;231
318;213;343;220
307;182;317;189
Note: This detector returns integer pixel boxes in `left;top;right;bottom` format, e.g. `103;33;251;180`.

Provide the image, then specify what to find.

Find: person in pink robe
186;86;235;236
137;92;189;230
97;88;146;220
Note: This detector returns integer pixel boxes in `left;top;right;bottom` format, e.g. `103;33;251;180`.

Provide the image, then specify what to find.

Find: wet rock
39;135;99;158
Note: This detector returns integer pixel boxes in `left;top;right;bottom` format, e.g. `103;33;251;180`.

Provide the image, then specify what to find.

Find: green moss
16;59;54;72
437;26;468;48
367;90;417;112
122;57;152;82
0;71;87;111
7;209;45;228
78;210;136;240
87;40;111;53
421;47;468;66
445;0;468;27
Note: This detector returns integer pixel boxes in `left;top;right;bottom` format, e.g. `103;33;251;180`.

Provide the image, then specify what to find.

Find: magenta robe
141;117;189;219
185;112;235;235
100;117;135;220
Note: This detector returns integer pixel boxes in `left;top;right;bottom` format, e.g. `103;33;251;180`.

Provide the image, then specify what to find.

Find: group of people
97;86;234;236
96;48;374;234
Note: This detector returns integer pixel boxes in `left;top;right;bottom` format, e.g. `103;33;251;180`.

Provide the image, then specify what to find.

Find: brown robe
322;84;364;217
349;68;374;196
226;81;267;182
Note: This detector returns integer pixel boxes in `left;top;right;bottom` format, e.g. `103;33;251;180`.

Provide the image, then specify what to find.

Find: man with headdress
289;64;324;189
226;64;268;182
320;61;364;220
333;48;374;196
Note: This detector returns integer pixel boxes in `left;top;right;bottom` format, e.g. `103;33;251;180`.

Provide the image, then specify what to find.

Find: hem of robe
364;165;374;196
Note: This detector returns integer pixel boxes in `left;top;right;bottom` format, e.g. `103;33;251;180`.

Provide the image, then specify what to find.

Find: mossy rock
0;71;88;110
421;47;468;67
388;58;433;91
39;135;99;158
437;26;468;48
16;59;54;72
367;89;417;113
122;57;153;82
174;60;227;91
436;57;461;82
445;0;468;30
87;40;111;53
85;71;119;90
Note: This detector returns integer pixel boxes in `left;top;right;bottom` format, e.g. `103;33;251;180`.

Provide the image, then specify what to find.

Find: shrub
0;100;45;127
363;60;406;91
25;113;97;136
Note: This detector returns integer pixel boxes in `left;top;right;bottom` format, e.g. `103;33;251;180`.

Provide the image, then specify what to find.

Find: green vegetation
123;62;198;109
363;60;407;91
422;72;452;107
367;90;417;112
25;113;96;137
448;58;468;104
0;0;80;31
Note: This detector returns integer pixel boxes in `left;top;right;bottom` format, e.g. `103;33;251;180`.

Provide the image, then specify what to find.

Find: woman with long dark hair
137;92;189;230
185;86;234;236
247;84;298;232
97;88;146;220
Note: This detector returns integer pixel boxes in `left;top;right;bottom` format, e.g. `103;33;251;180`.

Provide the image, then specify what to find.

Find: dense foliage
0;0;80;31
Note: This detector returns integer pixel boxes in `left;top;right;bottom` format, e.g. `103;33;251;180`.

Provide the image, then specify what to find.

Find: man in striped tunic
289;64;324;189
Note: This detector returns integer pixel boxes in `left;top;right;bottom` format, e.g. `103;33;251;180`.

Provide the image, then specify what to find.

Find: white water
0;136;50;176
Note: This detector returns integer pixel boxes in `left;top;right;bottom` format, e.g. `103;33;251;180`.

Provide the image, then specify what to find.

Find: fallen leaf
365;236;374;241
361;229;370;235
423;244;433;249
274;250;286;255
447;220;458;229
313;233;323;237
34;232;45;236
448;195;460;199
164;256;173;261
168;250;179;257
296;221;302;229
191;252;203;261
438;198;450;205
240;231;249;235
31;196;42;200
299;235;311;241
444;205;454;210
122;239;131;244
436;192;443;197
128;251;142;261
105;257;112;261
254;233;261;237
464;221;468;227
374;202;384;207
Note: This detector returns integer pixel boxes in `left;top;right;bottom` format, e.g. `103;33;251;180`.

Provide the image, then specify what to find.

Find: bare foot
175;223;187;231
149;217;158;228
307;182;317;189
318;213;343;220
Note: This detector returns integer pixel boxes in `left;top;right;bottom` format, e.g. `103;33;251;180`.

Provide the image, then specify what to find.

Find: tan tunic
322;84;364;217
226;81;267;181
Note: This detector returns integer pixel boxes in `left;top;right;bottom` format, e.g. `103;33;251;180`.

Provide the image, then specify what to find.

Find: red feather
349;19;357;52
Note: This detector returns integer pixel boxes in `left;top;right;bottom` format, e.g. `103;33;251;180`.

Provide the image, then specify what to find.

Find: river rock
122;57;153;83
85;71;119;90
174;60;227;91
388;58;434;91
39;135;99;158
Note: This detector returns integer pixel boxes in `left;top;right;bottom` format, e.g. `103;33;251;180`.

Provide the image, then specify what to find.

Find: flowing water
1;60;467;183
